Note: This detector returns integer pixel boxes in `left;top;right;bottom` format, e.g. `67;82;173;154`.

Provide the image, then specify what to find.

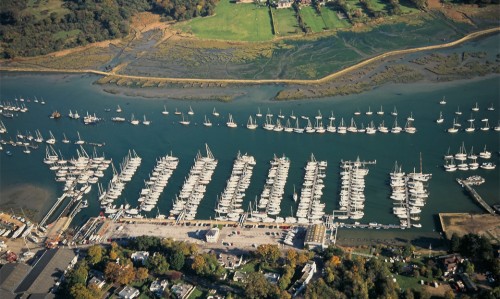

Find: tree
87;245;103;265
256;244;281;266
66;261;88;287
170;251;185;271
450;233;460;252
403;289;415;299
104;262;136;285
244;272;271;299
191;254;206;274
285;249;298;267
109;250;118;261
136;267;149;281
69;283;94;299
464;260;475;275
146;253;170;275
297;252;310;265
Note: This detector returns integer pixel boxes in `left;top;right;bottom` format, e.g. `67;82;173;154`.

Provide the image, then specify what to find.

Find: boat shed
205;227;220;243
304;224;327;250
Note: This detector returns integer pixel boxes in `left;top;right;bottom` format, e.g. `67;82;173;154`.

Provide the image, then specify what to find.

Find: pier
457;179;496;215
39;193;68;227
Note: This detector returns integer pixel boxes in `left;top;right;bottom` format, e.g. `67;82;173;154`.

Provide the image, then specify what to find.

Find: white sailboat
62;133;70;144
188;106;194;115
174;108;181;115
179;113;190;125
480;119;490;131
212;107;219;117
162;105;169;115
436;111;444;124
290;111;296;120
407;112;414;121
365;106;373;115
130;114;139;125
337;118;347;134
293;118;304;133
455;106;462;115
45;131;56;144
487;103;495;111
315;110;322;120
464;120;475;132
256;107;262;118
377;105;384;115
266;108;273;117
447;118;459;133
278;109;285;119
75;131;85;145
292;185;298;202
472;102;479;112
116;105;122;113
439;96;446;105
142;115;151;125
284;119;293;132
391;118;402;133
246;116;257;129
391;106;398;116
203;115;212;127
226;114;237;128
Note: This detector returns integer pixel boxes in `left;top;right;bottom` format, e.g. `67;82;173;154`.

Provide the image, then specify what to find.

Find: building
458;273;477;292
0;263;32;299
206;227;220;243
264;272;280;285
88;276;106;289
131;251;150;265
438;254;463;277
118;286;140;299
14;248;77;298
233;271;248;283
304;224;326;250
289;261;317;297
277;0;293;8
218;253;244;269
149;279;168;296
171;283;195;299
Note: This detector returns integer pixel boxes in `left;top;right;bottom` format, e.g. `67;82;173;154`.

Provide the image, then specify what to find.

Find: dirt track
1;27;499;85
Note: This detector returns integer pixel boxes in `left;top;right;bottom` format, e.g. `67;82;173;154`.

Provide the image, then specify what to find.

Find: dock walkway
457;179;496;215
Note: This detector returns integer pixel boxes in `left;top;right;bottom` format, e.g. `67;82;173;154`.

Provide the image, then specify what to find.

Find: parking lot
103;222;306;251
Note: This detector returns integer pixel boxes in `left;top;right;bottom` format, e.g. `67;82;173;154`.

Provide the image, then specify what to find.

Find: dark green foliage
169;251;185;271
146;253;170;275
0;0;218;58
130;235;162;251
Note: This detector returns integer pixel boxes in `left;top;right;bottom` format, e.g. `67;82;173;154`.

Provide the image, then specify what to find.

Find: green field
273;8;299;36
25;0;70;20
53;29;81;41
300;6;350;33
368;0;390;12
175;1;274;41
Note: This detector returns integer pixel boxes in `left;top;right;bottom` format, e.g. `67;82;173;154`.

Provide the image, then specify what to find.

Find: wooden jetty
457;179;496;215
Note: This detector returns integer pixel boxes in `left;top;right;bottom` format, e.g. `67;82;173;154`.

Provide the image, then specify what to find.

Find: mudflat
0;184;54;222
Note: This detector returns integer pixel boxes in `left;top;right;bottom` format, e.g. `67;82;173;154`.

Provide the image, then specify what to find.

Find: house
150;279;168;295
458;273;477;293
88;276;106;289
299;0;312;5
277;0;293;9
438;254;463;277
131;251;150;265
171;283;195;299
288;261;316;297
304;224;326;250
218;253;244;269
233;271;248;283
206;227;220;243
118;286;140;299
264;272;280;285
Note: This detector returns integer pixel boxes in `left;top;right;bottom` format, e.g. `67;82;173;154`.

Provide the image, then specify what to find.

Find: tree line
0;0;218;58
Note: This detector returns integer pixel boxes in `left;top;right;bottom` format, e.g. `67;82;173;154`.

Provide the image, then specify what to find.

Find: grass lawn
175;1;274;41
187;287;204;299
368;0;390;12
320;7;351;29
300;6;326;33
53;29;81;40
395;274;432;291
273;8;299;36
240;261;258;273
24;0;70;20
399;0;420;14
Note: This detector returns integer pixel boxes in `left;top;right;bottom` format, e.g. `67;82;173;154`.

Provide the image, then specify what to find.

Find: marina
296;154;327;224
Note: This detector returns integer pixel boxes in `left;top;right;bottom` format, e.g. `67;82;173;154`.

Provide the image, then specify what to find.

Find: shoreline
1;27;499;86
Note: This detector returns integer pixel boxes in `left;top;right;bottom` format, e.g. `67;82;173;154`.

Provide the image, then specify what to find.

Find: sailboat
273;119;284;132
266;108;273;117
447;118;459;133
487;103;495;111
472;102;479;112
391;106;398;116
45;131;56;144
337;118;347;134
292;185;298;202
464;120;475;132
23;145;31;154
226;114;237;128
293;118;304;133
130;114;139;125
326;119;336;133
436;112;444;124
328;111;335;121
278;109;285;119
366;106;373;115
284;119;293;132
455;106;462;115
247;116;257;129
188;106;194;115
203;115;213;127
315;110;323;120
290;111;296;120
347;118;357;133
494;121;500;132
212;107;219;117
142;115;151;125
407;112;414;121
174;108;181;115
179;113;190;125
162;105;169;115
0;120;7;134
391;118;402;133
439;96;446;105
62;133;70;144
354;108;361;116
377;105;384;115
305;119;315;133
480;119;490;131
256;107;262;118
75;131;85;145
467;113;475;122
116;105;122;113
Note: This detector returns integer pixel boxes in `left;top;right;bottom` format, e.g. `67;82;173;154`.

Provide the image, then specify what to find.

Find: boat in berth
263;116;274;130
337;118;347;134
391;118;402;134
378;120;388;133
